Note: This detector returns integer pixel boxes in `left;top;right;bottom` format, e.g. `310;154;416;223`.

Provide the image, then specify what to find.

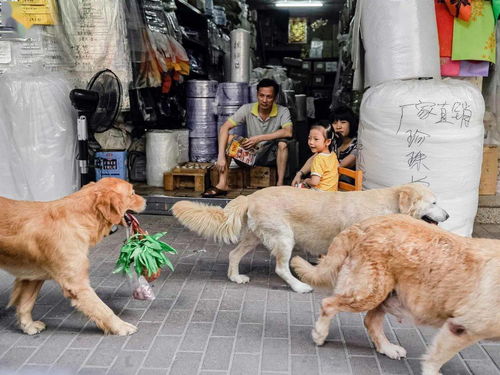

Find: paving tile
220;289;245;311
290;325;316;355
230;353;260;375
265;312;288;338
290;300;313;326
52;348;91;373
143;335;180;369
108;350;147;375
266;290;288;313
179;322;212;352
125;322;161;350
466;359;500;375
27;331;78;364
342;325;374;356
0;346;36;371
317;342;351;375
202;337;234;371
261;338;289;372
140;299;174;322
169;352;203;375
484;344;500;368
393;328;427;359
440;355;470;374
234;324;263;354
212;311;240;337
84;336;128;367
201;281;226;300
137;369;169;375
240;301;265;324
159;310;190;336
350;356;381;375
376;352;411;374
291;354;319;375
18;364;51;374
192;300;219;322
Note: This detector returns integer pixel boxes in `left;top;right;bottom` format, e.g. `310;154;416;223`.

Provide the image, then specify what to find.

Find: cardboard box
95;151;128;181
249;166;277;188
480;145;499;195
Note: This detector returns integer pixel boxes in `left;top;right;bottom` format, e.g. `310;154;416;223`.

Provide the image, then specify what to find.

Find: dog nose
444;211;450;220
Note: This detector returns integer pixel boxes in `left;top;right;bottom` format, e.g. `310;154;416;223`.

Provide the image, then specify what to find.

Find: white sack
0;66;78;201
358;79;485;236
146;130;181;187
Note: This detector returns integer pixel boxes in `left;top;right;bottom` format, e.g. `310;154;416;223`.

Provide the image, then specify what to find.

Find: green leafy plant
113;232;177;278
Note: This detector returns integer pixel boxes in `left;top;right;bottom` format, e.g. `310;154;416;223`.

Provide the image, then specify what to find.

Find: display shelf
176;0;204;16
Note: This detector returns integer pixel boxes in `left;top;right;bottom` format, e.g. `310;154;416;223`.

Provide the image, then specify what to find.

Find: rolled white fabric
146;130;180;187
230;29;251;83
360;0;440;88
358;79;485;236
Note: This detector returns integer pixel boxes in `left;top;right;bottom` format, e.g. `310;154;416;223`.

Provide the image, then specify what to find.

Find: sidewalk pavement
0;216;499;375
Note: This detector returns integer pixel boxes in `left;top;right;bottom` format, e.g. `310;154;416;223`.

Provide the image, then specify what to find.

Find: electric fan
69;69;123;186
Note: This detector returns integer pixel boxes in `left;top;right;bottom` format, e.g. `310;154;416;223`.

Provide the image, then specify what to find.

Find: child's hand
291;172;302;187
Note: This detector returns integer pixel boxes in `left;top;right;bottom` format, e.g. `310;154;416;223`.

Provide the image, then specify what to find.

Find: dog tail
172;195;249;244
291;226;362;288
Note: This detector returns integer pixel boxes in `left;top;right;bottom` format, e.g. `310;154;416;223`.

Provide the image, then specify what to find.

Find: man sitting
202;79;293;197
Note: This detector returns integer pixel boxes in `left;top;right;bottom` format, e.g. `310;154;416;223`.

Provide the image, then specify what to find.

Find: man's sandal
202;187;229;198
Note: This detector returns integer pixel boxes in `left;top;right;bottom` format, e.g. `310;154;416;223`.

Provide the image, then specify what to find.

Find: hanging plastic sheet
55;0;133;108
0;66;78;201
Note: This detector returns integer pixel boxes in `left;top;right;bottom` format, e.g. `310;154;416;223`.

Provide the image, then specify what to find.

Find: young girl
292;105;358;187
299;124;339;192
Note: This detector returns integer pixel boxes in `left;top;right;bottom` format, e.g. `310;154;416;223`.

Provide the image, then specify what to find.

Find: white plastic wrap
146;130;180;187
230;29;250;83
359;0;440;88
0;66;78;201
358;79;484;236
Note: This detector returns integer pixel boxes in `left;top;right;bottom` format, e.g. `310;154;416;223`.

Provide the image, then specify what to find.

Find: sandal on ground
202;186;229;198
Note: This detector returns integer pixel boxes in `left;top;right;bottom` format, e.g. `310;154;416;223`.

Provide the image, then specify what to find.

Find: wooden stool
163;163;212;192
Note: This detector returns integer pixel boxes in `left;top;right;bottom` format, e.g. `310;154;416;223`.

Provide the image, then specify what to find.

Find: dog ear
95;191;125;224
398;187;417;216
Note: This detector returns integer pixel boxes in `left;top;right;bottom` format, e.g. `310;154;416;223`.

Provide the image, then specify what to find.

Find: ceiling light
275;1;324;7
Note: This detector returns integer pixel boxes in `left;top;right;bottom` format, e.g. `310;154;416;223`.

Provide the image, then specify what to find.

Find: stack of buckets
216;82;249;137
186;80;218;162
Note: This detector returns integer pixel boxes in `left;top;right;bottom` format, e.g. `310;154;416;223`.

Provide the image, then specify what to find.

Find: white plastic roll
360;0;440;88
0;66;78;201
230;29;250;83
358;79;485;236
146;130;180;187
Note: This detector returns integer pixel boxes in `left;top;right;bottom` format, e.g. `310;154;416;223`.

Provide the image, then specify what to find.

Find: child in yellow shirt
300;124;339;192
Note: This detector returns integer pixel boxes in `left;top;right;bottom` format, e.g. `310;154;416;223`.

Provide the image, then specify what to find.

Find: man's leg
276;141;288;186
214;135;235;191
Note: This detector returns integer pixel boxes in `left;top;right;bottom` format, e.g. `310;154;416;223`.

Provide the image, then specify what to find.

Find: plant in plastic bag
114;232;177;282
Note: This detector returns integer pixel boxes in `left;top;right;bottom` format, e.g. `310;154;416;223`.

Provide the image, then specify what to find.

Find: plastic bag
127;266;156;301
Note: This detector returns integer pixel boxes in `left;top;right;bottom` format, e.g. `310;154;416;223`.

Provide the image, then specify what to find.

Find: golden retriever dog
291;214;500;375
0;178;145;335
172;184;449;293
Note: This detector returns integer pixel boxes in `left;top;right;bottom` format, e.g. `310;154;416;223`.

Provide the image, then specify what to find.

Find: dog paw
311;327;327;346
229;274;250;284
292;282;313;294
22;321;46;335
110;320;137;336
379;343;407;360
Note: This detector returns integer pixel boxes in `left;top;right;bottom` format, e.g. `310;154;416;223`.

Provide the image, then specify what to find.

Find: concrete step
476;194;500;224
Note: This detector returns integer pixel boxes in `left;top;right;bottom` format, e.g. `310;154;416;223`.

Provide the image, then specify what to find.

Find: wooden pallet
163;162;212;192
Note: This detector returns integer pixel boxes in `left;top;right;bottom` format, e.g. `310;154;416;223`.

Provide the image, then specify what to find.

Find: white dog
172;184;449;293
